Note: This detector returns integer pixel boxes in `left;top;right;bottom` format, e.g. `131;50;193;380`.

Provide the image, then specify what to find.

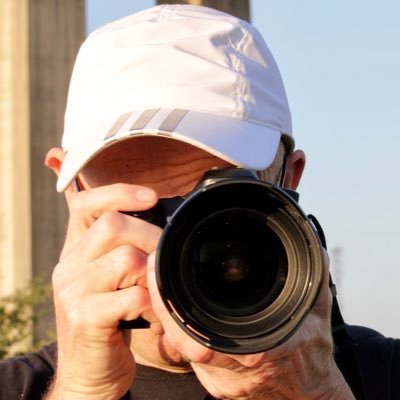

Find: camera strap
308;214;366;400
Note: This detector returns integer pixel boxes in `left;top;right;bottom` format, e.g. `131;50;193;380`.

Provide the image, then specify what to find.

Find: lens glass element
181;208;288;318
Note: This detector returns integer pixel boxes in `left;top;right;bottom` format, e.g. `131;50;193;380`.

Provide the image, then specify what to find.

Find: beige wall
0;0;31;295
157;0;250;21
0;0;85;340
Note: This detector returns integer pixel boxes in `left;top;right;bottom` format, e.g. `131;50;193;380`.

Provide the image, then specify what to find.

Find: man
0;4;398;399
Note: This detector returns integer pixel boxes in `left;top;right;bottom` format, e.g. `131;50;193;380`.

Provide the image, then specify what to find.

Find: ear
283;149;306;190
44;147;76;195
45;147;65;176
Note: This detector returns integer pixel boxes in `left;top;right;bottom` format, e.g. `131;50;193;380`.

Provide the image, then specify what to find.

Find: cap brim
57;109;282;192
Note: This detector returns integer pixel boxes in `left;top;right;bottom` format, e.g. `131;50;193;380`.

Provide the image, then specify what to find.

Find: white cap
57;4;293;192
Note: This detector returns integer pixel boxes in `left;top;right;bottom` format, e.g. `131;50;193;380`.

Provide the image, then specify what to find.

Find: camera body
153;168;325;354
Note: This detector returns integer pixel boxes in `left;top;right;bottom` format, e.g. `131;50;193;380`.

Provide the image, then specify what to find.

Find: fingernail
136;188;156;202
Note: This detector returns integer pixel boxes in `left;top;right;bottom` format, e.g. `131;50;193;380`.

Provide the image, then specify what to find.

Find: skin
44;136;354;399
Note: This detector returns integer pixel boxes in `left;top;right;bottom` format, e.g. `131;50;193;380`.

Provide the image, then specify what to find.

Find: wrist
45;380;124;400
314;359;355;400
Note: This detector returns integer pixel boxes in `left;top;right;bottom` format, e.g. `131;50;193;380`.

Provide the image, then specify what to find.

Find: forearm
251;361;355;400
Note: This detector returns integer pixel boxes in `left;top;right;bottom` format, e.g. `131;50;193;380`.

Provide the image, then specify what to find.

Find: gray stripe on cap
104;112;131;140
130;109;159;131
159;109;188;132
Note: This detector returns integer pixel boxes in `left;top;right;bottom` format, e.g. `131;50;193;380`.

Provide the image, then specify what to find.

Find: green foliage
0;279;54;360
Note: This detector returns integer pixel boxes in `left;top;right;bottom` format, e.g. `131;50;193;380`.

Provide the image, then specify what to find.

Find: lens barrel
155;169;325;354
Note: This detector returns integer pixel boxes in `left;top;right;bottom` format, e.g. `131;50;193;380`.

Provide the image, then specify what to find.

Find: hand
47;184;161;400
147;251;355;400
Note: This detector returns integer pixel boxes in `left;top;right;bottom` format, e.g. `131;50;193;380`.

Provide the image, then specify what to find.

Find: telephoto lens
155;168;325;354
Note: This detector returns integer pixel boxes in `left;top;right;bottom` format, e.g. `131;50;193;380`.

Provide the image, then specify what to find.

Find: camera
149;168;325;354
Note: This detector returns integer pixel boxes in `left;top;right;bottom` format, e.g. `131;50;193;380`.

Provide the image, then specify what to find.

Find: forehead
80;136;233;189
84;136;225;169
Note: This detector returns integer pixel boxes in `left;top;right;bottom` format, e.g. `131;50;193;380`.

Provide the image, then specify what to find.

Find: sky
86;0;400;338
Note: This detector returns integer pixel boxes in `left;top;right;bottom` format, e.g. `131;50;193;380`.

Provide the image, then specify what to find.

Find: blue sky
86;0;400;338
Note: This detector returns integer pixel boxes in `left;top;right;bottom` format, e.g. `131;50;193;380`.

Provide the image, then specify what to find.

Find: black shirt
0;325;399;399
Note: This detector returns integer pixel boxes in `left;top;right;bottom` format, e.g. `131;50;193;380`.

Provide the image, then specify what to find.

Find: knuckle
131;286;150;307
96;211;125;237
121;285;148;311
121;286;152;320
110;246;146;282
187;346;214;364
118;245;140;267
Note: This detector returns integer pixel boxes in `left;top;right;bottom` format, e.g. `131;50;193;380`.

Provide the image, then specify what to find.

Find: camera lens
182;209;288;318
156;176;324;354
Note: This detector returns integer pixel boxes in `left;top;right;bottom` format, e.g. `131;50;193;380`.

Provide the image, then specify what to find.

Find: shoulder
345;325;400;399
347;324;400;362
0;342;57;398
347;324;398;342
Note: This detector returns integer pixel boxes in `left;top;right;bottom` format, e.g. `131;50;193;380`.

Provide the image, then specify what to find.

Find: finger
85;245;148;292
69;183;158;221
54;245;148;291
76;211;162;262
78;286;160;330
54;211;162;301
61;184;159;260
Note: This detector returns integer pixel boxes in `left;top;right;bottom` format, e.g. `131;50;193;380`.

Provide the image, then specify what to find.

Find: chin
157;333;192;368
132;329;192;371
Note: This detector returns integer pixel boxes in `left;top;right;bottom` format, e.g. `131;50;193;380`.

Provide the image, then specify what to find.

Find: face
45;135;305;370
78;137;234;197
